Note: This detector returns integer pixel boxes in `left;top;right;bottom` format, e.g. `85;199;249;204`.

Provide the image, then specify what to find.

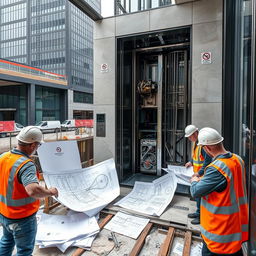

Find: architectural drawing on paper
41;156;120;214
115;172;177;216
104;212;150;239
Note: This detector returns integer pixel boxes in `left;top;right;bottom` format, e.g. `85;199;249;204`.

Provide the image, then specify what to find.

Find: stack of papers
36;211;99;253
36;141;121;252
115;172;177;216
167;165;194;186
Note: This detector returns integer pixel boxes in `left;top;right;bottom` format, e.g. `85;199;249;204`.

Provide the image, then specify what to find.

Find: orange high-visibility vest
200;154;249;254
0;151;40;219
192;144;205;173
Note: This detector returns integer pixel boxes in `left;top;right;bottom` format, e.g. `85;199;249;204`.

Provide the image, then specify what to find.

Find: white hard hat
16;126;43;144
184;125;198;137
198;127;224;146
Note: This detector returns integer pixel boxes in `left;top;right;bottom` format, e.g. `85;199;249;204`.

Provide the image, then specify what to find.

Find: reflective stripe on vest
201;160;239;214
235;154;248;200
200;154;249;253
0;156;36;207
193;145;204;173
201;226;242;243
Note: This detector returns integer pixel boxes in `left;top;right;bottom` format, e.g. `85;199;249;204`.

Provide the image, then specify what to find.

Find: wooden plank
129;222;153;256
182;231;192;256
158;227;175;256
71;214;113;256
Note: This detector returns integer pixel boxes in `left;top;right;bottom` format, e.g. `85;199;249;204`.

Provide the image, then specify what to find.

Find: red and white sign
0;121;15;132
201;52;212;64
101;63;109;73
75;119;93;128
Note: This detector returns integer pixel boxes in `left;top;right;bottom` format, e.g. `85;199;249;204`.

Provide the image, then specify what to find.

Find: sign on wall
201;52;212;64
101;63;109;73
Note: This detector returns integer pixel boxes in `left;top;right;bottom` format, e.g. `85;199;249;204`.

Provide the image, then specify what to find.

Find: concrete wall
94;0;223;163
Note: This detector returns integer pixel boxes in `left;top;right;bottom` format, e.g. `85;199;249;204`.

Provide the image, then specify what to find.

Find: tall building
0;0;100;122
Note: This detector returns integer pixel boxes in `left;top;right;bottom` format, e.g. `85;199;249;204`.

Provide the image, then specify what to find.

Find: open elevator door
135;50;189;177
116;28;190;185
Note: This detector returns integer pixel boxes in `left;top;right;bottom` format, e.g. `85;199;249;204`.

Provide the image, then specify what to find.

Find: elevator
116;27;191;185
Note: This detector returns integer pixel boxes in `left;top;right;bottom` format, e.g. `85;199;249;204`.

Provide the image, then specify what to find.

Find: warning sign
101;63;109;73
201;52;212;64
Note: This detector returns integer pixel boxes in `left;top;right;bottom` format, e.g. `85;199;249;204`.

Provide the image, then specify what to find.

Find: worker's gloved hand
185;161;192;168
49;187;58;197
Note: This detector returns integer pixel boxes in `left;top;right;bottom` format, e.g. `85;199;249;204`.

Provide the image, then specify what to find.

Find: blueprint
115;172;177;216
37;141;120;215
163;168;190;186
42;159;120;215
104;212;150;239
168;165;194;184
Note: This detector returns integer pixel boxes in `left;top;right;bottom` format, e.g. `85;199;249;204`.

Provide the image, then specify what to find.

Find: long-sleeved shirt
197;147;212;176
190;152;231;198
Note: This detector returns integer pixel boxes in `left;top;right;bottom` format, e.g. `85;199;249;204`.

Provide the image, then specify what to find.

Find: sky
101;0;114;17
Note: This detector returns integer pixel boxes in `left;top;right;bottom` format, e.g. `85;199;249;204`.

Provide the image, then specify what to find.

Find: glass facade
70;3;93;89
115;0;174;15
35;86;61;122
223;0;256;254
73;91;93;104
0;1;27;63
30;0;66;75
0;0;100;94
84;0;101;13
0;85;27;125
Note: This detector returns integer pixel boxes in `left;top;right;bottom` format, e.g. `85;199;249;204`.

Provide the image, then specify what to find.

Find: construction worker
184;124;212;225
190;127;248;256
0;126;58;256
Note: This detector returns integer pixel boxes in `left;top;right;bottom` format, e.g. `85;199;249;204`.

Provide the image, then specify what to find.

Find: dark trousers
202;241;243;256
195;197;201;217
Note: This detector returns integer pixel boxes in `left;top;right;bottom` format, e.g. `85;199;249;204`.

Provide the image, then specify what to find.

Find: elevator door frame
132;48;189;175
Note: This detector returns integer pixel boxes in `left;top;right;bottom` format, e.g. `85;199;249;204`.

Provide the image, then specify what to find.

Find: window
73;91;93;104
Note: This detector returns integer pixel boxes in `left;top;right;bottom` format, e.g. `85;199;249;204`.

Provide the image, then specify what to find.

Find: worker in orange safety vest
190;127;248;256
0;126;58;256
184;125;212;225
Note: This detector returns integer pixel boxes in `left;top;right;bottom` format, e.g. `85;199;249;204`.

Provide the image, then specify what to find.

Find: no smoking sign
201;52;212;64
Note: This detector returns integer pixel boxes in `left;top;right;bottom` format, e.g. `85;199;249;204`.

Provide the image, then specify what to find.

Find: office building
0;0;100;122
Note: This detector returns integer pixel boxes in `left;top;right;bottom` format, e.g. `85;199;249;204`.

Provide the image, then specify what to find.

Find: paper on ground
36;212;99;252
55;235;96;253
115;172;177;216
37;141;120;215
36;212;99;241
172;242;203;256
104;212;150;239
